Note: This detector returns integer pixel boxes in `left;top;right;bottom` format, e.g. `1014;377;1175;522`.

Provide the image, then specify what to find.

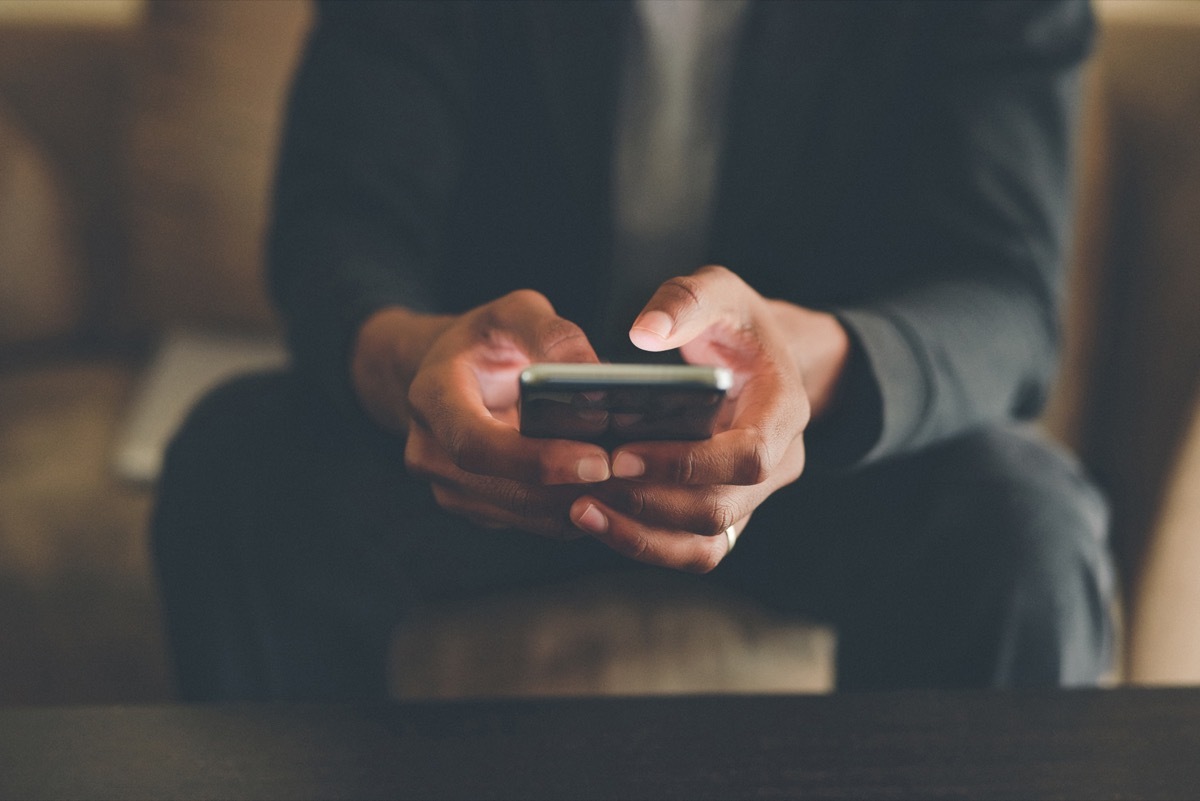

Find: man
153;0;1114;700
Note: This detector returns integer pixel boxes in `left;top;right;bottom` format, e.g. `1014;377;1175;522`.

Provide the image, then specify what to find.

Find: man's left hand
568;265;847;572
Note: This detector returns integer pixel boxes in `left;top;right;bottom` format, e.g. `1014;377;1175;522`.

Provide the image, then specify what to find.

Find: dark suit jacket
268;0;1094;469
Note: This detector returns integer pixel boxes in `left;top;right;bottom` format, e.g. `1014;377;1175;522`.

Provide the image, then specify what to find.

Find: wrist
767;300;850;421
351;306;456;433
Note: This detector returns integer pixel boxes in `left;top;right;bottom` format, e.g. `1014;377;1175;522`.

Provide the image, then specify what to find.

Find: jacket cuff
808;307;931;468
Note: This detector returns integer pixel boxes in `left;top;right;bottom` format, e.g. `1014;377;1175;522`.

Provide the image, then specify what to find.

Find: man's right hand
352;290;612;538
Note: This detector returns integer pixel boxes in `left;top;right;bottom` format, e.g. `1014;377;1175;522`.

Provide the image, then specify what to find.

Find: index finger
478;289;602;365
412;359;612;485
628;265;750;353
611;371;809;486
409;292;611;485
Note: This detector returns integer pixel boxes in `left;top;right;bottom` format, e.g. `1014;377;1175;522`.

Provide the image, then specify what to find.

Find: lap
712;424;1114;687
154;369;625;612
155;370;1114;693
159;369;1109;633
716;424;1112;620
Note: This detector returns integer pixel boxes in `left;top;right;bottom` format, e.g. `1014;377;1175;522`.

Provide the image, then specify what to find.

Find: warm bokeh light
0;0;145;27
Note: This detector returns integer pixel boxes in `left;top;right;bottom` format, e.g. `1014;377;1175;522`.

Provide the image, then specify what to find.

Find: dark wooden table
2;688;1198;800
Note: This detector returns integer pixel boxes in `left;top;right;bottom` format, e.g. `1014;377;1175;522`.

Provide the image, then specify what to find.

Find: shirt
603;0;750;356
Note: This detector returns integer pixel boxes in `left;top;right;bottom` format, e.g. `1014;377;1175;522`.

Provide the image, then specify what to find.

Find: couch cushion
391;570;834;699
0;359;169;703
0;107;83;348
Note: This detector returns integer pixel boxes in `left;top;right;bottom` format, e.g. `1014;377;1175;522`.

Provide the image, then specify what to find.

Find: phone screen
518;363;730;444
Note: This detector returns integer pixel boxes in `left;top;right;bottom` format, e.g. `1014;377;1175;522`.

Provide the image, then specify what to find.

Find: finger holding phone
353;289;612;539
566;265;850;573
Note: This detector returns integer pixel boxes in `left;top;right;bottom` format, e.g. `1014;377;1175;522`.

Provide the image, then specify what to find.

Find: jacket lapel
523;1;629;219
713;0;856;256
521;0;858;295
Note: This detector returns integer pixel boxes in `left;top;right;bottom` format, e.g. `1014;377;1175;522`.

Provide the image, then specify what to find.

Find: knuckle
405;375;432;421
472;304;502;334
624;534;651;562
702;495;736;536
779;434;807;485
609;484;648;518
442;426;472;467
672;450;698;484
502;288;551;310
627;486;649;518
792;392;812;430
478;289;550;331
696;264;733;281
444;431;491;477
459;450;492;477
685;544;724;575
537;317;589;360
403;432;435;479
736;433;773;485
430;483;460;513
408;374;457;436
660;275;705;310
500;482;538;521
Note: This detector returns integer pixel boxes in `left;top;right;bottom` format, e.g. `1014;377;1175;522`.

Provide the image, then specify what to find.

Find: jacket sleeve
813;0;1095;468
267;0;476;419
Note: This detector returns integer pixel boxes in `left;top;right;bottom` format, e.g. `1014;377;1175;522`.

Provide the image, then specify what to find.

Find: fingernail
575;503;608;534
575;455;610;483
612;451;645;479
632;310;673;340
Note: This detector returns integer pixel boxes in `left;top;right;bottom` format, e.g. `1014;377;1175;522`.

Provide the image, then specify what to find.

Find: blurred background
0;0;1198;706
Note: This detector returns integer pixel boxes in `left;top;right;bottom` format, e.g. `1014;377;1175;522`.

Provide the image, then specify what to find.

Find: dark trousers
152;371;1116;701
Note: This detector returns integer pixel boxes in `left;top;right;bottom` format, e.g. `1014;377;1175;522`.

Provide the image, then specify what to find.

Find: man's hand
353;290;612;538
567;265;849;572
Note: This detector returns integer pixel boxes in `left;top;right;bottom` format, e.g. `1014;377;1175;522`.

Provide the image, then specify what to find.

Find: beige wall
1078;4;1200;592
124;0;310;332
0;16;138;347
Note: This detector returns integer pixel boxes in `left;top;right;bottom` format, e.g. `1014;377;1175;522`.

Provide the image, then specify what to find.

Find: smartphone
518;362;732;444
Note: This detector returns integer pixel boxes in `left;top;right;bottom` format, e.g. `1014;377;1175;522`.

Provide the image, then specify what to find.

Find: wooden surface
3;689;1200;800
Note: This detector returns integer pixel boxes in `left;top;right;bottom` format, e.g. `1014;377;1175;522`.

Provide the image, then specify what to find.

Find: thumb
484;289;600;364
629;265;747;352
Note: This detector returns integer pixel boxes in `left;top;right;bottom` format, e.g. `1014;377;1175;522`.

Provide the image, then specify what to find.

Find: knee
161;370;296;478
938;427;1110;584
153;371;298;553
930;427;1112;589
933;427;1117;682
